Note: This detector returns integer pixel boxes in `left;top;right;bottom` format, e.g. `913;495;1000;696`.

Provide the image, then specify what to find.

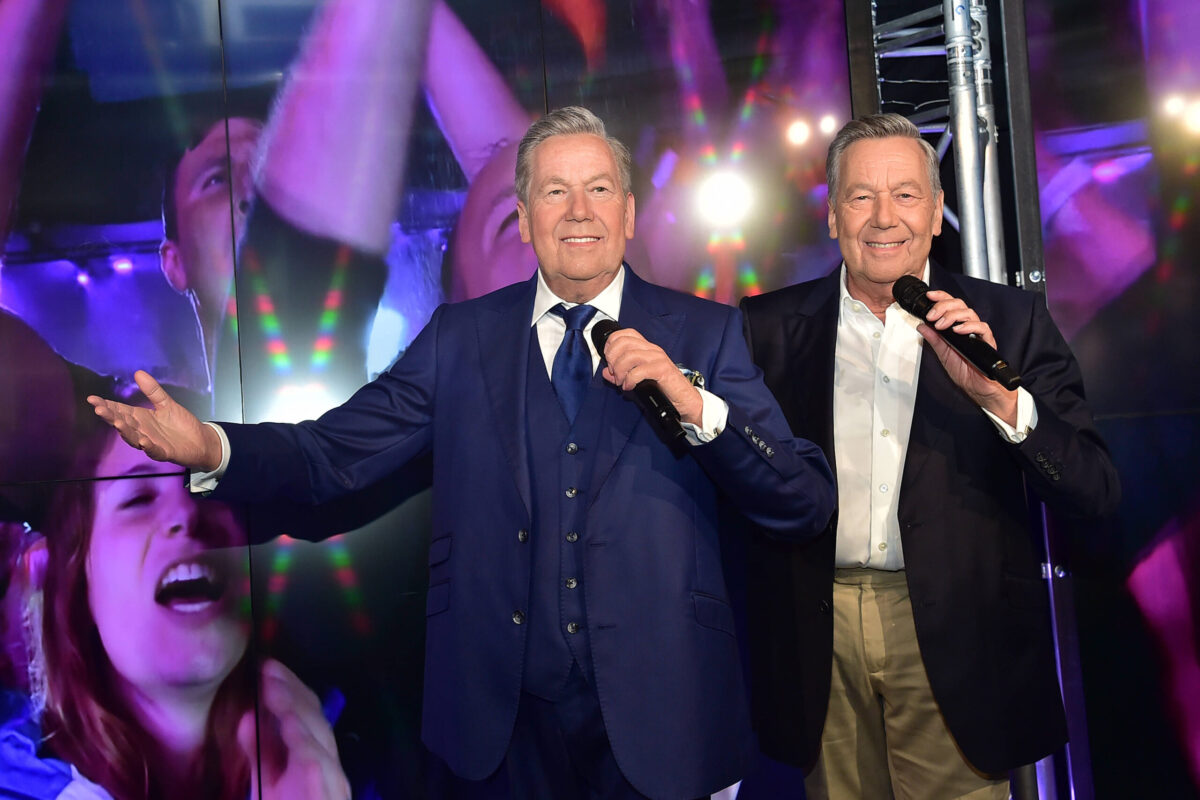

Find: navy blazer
739;264;1120;775
214;267;835;799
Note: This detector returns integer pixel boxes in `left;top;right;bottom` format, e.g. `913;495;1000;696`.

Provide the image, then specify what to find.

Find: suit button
565;487;578;498
566;442;578;454
765;447;774;458
512;610;525;625
566;531;579;543
818;600;832;614
744;426;753;436
565;577;578;589
1036;453;1047;463
517;529;529;542
566;622;581;634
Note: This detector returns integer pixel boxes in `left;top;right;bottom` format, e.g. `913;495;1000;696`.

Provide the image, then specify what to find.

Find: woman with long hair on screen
32;411;349;800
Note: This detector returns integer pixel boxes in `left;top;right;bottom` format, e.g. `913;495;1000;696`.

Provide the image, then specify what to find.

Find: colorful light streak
669;7;776;301
259;533;373;642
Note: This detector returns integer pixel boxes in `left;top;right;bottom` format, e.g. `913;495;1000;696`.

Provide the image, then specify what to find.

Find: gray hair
825;113;941;204
515;106;633;206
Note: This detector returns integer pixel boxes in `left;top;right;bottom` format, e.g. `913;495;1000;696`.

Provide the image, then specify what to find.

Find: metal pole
943;0;990;280
969;0;1008;285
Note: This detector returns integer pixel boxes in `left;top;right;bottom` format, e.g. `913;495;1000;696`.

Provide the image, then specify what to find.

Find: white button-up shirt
832;263;1036;569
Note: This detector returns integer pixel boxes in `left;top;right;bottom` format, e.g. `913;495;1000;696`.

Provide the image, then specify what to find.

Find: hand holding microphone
892;275;1022;390
591;320;689;442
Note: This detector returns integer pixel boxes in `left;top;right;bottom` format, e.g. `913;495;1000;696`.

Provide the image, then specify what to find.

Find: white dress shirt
193;266;727;492
832;263;1037;570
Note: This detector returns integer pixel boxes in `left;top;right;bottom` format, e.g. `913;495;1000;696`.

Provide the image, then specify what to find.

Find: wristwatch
676;365;706;390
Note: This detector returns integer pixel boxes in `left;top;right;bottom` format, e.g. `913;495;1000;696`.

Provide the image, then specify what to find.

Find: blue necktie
550;303;598;423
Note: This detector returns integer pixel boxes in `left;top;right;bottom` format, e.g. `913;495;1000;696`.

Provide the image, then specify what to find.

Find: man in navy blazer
739;114;1120;799
89;107;835;800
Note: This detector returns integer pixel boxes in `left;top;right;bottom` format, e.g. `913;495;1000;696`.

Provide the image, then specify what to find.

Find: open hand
86;370;222;471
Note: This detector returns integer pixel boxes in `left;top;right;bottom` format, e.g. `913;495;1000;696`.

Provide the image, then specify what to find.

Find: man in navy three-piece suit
90;106;836;800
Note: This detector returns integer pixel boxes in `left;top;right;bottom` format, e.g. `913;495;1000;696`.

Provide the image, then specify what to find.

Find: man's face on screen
162;118;263;331
86;432;249;701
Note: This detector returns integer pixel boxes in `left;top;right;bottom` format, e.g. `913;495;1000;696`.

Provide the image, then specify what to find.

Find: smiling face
828;136;943;313
85;432;248;700
161;118;262;338
517;133;636;303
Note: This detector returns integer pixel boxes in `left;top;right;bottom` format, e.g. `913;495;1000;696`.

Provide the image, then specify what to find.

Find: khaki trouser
804;568;1010;800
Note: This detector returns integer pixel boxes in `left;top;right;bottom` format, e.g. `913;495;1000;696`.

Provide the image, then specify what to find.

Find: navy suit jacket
739;264;1120;775
213;267;835;799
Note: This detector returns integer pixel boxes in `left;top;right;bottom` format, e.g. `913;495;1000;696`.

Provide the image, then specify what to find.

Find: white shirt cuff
983;387;1038;444
189;422;231;494
682;387;729;445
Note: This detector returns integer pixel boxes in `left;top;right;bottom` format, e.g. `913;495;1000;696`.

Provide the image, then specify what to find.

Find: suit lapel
900;265;963;510
476;277;537;516
588;268;682;507
784;272;841;475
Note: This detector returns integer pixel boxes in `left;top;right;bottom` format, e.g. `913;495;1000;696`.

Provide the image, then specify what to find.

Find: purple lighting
76;271;90;287
111;256;133;274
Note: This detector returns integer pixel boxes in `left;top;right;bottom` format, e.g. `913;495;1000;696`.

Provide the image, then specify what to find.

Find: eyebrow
540;172;615;188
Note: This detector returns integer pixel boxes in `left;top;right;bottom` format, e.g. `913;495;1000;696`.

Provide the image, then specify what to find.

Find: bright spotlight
697;171;754;228
1185;101;1200;135
266;382;338;423
1163;94;1186;116
818;114;837;135
786;119;811;146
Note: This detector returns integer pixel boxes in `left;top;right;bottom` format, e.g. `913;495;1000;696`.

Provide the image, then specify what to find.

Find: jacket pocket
428;532;452;566
693;592;735;636
426;581;450;616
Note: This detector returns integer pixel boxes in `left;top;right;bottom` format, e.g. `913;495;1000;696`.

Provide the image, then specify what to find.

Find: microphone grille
892;275;932;318
590;319;620;354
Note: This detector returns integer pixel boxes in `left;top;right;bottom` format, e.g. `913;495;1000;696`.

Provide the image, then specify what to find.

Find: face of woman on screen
86;433;249;701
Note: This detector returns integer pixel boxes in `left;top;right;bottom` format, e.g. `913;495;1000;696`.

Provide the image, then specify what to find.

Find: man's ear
159;239;188;292
827;202;839;240
517;201;531;244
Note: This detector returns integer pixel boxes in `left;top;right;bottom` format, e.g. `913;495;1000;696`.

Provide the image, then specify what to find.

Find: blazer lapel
900;264;963;508
784;271;841;473
476;277;537;516
588;267;683;506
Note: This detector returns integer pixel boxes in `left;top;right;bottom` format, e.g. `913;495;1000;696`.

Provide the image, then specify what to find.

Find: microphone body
590;319;687;442
892;275;1022;390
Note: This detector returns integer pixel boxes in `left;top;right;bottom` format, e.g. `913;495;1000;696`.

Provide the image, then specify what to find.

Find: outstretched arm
0;0;69;241
254;0;434;255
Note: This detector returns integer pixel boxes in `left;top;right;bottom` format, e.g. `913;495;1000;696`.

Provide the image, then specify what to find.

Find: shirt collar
531;264;625;326
838;260;931;328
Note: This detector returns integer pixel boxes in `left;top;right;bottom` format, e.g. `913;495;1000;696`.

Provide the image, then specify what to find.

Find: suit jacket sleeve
1000;289;1120;518
211;303;446;505
685;304;836;540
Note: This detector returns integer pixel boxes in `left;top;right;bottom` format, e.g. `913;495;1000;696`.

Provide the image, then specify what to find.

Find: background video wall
0;0;1196;798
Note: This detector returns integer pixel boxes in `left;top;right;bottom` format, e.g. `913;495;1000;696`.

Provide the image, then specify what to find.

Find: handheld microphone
892;275;1022;390
590;320;687;442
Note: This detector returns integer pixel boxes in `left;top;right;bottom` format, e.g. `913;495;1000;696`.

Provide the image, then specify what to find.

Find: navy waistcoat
521;330;609;700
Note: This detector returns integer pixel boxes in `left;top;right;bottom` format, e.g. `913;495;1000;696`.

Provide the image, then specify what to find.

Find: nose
872;194;896;228
164;499;199;540
566;187;592;221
